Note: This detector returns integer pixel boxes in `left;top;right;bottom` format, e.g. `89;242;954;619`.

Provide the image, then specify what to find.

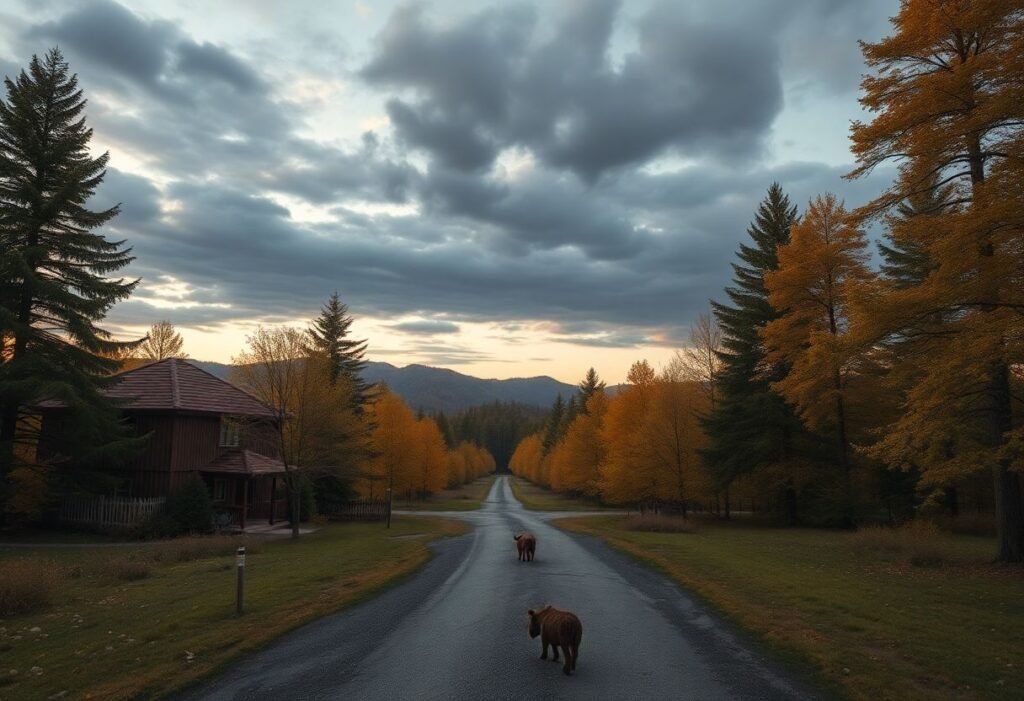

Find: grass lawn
396;475;497;511
0;517;467;700
556;516;1023;701
509;476;615;511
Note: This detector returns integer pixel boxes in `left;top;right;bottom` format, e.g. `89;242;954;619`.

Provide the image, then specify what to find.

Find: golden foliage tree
649;365;712;513
599;361;658;507
413;417;449;497
847;0;1024;560
365;389;419;499
509;434;544;485
550;392;608;497
763;194;873;479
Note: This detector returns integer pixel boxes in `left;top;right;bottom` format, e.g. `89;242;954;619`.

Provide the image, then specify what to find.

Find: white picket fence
59;495;166;529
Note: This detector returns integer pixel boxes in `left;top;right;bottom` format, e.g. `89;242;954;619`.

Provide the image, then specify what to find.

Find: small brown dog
514;532;536;562
528;605;583;675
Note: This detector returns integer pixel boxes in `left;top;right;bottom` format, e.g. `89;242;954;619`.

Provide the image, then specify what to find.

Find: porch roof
202;449;290;476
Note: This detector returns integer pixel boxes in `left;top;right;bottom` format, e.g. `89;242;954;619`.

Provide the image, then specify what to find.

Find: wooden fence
322;498;391;522
59;495;166;529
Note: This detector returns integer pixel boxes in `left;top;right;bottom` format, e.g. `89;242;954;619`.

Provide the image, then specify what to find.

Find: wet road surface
178;476;820;700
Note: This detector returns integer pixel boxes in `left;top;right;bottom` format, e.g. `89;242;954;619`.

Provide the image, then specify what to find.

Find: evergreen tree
0;49;141;508
878;176;950;288
702;183;804;522
433;411;455;448
561;395;578;435
541;394;565;455
577;367;606;413
308;291;372;410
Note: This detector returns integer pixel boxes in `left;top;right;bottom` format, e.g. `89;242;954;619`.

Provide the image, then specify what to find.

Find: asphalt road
178;476;820;701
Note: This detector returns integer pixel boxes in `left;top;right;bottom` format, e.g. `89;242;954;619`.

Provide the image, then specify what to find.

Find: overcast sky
0;0;899;383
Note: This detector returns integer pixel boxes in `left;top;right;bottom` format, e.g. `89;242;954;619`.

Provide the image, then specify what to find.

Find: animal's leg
571;644;578;670
540;637;549;660
561;645;572;675
551;642;560;662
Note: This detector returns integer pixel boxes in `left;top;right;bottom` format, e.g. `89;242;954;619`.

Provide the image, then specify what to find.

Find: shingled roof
203;449;288;475
95;358;278;418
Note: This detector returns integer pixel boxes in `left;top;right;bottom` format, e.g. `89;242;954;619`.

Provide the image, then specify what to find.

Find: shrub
0;559;58;615
131;510;184;540
169;473;213;534
936;512;996;537
623;514;700;533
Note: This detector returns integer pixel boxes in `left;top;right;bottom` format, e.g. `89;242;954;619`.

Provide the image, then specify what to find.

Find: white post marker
236;545;246;615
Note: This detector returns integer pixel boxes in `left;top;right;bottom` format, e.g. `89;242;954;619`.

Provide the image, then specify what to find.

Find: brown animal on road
514;532;536;562
528;606;583;675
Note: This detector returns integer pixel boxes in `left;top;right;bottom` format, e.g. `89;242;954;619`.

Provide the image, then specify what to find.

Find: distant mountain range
190;360;578;414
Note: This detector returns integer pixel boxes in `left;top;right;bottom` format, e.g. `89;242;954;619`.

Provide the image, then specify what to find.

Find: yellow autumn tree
365;389;418;499
551;392;608;497
647;366;713;514
763;194;872;481
509;434;544;484
847;0;1024;560
412;418;448;497
599;360;659;508
446;448;467;488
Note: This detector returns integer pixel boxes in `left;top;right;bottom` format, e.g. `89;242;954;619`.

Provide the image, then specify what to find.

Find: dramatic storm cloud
0;0;899;381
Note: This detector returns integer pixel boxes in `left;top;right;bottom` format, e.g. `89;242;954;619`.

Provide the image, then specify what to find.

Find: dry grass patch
0;559;57;616
148;535;265;564
102;555;153;582
851;522;949;568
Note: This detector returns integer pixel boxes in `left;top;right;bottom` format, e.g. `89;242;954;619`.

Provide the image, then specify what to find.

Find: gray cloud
2;0;900;365
361;0;783;180
175;40;265;94
390;320;461;335
29;0;174;88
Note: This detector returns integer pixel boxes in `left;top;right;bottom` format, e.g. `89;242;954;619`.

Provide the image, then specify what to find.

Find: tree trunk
783;485;798;526
291;476;300;540
994;466;1022;562
944;485;960;518
987;363;1022;561
724;485;731;520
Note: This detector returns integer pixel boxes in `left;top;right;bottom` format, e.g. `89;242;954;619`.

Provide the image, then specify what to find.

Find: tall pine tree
577;367;606;413
0;49;141;509
308;291;372;410
878;175;950;288
541;394;565;455
702;183;804;522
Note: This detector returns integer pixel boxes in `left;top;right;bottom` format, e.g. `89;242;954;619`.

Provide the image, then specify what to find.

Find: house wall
40;408;282;502
170;415;221;472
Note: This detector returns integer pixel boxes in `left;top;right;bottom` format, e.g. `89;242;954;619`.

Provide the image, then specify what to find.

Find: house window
213;478;227;502
219;417;240;447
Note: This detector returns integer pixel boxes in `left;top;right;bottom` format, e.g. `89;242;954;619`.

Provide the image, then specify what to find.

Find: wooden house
38;358;289;529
